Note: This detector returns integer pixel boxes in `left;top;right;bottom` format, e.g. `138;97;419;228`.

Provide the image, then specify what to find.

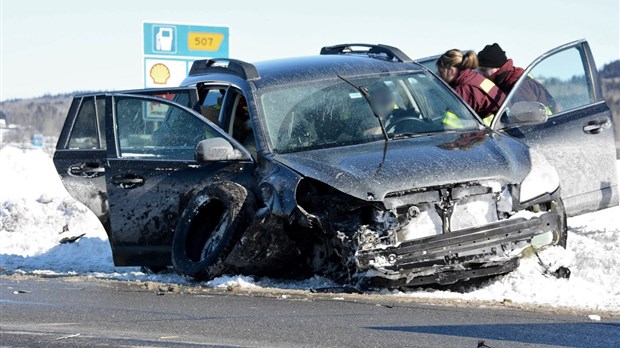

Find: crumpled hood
274;130;531;201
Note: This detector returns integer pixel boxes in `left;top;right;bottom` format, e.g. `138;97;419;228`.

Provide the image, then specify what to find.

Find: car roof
182;54;426;89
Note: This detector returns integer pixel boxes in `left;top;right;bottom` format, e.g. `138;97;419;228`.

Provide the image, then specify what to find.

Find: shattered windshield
259;72;481;153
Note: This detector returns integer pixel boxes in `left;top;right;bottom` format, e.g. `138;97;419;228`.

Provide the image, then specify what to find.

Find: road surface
1;276;618;347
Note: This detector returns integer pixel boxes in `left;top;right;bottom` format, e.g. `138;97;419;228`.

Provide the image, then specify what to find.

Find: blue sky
1;0;618;101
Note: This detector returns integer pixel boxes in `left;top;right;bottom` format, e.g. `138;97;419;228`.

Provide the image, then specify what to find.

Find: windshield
259;72;481;153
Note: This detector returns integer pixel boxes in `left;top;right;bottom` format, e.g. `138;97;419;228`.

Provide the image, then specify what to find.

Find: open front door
496;40;618;216
102;93;254;267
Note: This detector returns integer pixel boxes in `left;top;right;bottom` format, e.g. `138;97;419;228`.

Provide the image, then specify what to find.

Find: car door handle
583;119;611;134
68;163;105;178
111;174;145;189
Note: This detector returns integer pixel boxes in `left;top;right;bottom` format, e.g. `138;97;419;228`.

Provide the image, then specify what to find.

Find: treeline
1;93;73;144
600;60;620;79
1;94;72;134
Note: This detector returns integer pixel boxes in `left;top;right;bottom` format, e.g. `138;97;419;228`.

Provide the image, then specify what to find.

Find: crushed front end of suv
54;42;618;289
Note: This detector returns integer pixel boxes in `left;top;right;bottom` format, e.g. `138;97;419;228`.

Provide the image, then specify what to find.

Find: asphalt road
1;276;619;347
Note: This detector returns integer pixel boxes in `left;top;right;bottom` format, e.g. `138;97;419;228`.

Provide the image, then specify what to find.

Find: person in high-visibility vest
436;49;506;127
478;43;556;115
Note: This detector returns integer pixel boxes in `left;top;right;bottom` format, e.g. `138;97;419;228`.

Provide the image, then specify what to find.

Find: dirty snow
1;145;619;313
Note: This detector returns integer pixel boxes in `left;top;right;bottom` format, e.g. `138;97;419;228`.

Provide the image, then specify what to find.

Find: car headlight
519;149;560;203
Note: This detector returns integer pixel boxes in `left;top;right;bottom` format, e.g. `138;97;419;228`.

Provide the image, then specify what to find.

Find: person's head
436;49;478;83
477;43;508;78
369;83;395;118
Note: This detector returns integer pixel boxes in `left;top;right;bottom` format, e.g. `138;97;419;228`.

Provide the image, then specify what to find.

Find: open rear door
53;88;199;234
54;94;110;231
496;40;618;216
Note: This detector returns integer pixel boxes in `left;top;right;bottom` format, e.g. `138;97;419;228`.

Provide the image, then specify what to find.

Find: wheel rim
199;213;230;261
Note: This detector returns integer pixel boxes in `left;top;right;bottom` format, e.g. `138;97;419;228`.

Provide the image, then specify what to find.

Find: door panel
53;95;110;232
498;40;618;216
103;94;253;266
104;159;251;266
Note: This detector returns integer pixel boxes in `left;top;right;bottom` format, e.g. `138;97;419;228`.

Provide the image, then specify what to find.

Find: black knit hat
478;43;507;68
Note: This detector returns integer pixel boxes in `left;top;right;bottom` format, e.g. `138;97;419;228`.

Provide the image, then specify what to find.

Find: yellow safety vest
443;110;495;128
442;111;462;129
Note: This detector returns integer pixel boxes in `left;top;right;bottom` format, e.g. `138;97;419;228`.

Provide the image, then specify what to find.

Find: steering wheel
385;116;427;134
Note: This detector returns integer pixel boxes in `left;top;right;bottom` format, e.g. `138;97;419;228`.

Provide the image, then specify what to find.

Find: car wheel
172;182;255;280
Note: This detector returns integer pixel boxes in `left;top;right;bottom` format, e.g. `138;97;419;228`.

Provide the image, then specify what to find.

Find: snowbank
1;145;619;312
0;146;116;273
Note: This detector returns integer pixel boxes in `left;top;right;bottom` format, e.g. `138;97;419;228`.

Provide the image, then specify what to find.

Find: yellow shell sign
150;63;171;84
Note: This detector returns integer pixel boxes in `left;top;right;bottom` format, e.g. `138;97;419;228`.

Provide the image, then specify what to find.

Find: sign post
143;22;229;88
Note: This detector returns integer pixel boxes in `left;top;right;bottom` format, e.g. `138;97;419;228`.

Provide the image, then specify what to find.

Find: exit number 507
188;32;224;51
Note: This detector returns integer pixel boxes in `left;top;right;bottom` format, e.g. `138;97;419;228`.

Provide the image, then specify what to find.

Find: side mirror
195;138;246;162
504;101;548;126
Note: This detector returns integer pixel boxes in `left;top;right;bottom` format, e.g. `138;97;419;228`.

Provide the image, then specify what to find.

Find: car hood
274;130;531;202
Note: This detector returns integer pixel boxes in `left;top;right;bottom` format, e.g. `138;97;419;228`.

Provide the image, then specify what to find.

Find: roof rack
320;43;412;63
188;58;260;81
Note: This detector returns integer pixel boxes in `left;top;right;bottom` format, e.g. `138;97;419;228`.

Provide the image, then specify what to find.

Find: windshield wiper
391;130;457;140
337;75;389;141
391;132;435;140
391;133;424;140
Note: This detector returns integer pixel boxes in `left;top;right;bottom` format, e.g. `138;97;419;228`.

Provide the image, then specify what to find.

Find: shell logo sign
150;63;171;84
144;59;187;88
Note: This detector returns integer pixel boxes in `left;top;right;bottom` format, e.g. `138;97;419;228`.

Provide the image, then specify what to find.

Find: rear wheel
172;182;255;280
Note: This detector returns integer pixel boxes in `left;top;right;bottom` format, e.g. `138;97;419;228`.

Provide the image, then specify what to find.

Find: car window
415;57;439;72
114;96;220;160
67;97;104;149
96;96;106;148
259;72;479;153
224;93;253;143
405;74;476;126
198;87;226;124
508;46;593;116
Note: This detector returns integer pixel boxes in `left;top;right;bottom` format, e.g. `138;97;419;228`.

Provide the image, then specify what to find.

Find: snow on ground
1;145;619;312
0;145;117;274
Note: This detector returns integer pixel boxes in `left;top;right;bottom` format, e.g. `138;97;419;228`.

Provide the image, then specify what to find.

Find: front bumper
356;211;561;287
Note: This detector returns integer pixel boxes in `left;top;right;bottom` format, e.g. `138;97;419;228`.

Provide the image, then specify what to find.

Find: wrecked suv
54;40;617;288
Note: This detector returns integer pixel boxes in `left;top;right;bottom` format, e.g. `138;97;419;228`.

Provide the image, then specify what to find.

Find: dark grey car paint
275;130;531;203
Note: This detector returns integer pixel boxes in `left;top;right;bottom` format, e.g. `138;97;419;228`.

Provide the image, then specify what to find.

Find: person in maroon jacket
477;43;556;113
436;49;506;125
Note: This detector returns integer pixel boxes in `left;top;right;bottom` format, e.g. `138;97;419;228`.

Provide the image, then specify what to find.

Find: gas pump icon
155;27;174;52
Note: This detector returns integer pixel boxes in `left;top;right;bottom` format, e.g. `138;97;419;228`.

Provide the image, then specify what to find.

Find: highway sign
143;22;229;87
